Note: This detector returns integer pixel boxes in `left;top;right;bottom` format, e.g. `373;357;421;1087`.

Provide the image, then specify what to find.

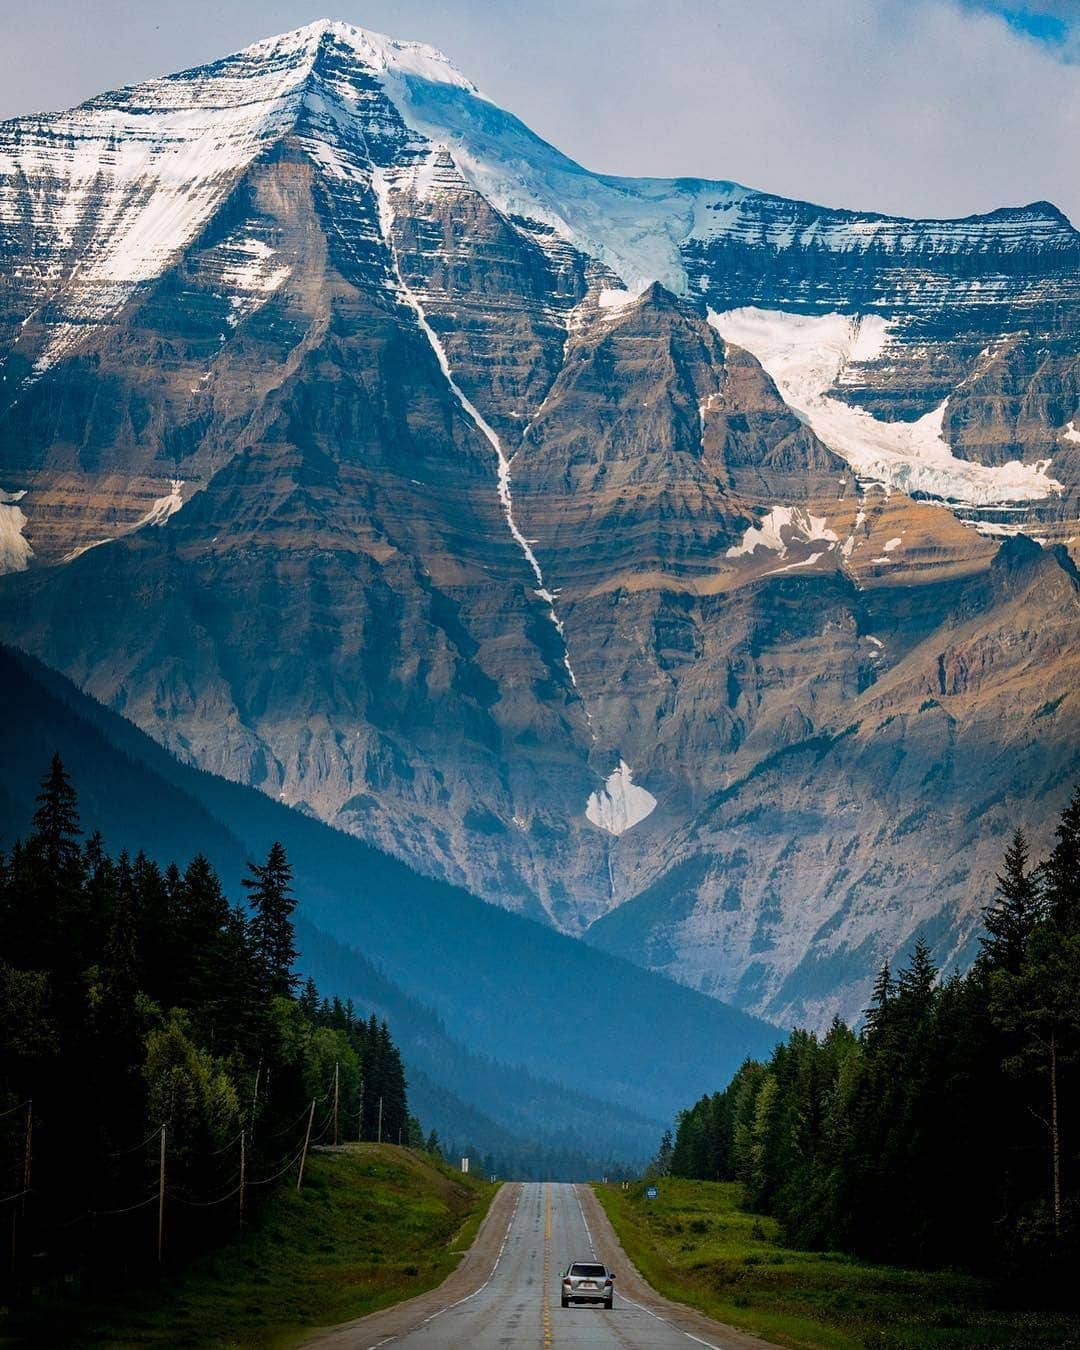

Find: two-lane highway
306;1181;775;1349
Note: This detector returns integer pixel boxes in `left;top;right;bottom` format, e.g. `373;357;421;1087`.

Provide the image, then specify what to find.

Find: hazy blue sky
1;0;1077;224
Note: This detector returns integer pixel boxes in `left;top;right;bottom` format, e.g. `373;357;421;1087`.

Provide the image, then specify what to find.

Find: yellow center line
542;1184;553;1347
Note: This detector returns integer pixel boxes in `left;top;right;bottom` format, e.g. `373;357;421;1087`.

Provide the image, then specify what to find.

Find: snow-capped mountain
1;20;1077;1026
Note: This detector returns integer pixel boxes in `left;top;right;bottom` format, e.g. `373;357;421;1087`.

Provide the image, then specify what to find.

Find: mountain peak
237;18;480;95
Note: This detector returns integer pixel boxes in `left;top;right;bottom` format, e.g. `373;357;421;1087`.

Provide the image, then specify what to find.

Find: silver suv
560;1261;615;1309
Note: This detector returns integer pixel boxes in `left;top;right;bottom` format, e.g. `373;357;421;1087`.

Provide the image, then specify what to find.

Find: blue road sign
645;1186;658;1200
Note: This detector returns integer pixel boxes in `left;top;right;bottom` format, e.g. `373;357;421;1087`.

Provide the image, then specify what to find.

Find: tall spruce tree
863;960;895;1037
243;842;297;997
1042;786;1080;933
896;937;937;1015
980;829;1043;973
23;754;87;974
33;753;81;871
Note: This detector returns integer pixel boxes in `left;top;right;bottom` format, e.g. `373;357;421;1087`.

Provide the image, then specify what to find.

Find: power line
248;1140;307;1187
170;1181;245;1208
106;1123;165;1158
58;1191;160;1226
207;1130;245;1157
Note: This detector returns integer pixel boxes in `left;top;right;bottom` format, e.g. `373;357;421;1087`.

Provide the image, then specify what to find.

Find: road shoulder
299;1180;519;1348
578;1183;780;1350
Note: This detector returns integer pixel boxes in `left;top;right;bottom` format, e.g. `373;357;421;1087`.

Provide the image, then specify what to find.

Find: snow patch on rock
58;479;185;565
708;307;1063;508
586;761;657;836
218;237;292;325
134;479;185;530
727;505;839;559
0;488;32;575
761;551;825;576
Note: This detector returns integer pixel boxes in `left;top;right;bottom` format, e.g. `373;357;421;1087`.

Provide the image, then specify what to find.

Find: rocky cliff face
1;21;1077;1025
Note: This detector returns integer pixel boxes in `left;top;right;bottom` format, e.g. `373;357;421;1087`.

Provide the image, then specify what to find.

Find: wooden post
239;1129;246;1232
358;1077;364;1142
333;1062;340;1147
157;1125;166;1264
296;1099;316;1192
377;1096;383;1144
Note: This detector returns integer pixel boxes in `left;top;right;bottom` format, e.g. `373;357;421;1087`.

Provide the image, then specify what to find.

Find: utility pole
333;1062;340;1147
157;1126;166;1264
377;1096;383;1144
358;1077;365;1142
1050;1031;1061;1238
239;1129;246;1232
297;1098;316;1192
250;1061;261;1138
21;1100;32;1212
10;1099;32;1287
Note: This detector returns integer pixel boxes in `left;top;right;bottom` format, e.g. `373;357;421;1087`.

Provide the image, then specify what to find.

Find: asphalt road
305;1181;775;1349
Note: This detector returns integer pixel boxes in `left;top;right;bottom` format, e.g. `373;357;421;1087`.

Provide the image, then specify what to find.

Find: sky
1;0;1077;225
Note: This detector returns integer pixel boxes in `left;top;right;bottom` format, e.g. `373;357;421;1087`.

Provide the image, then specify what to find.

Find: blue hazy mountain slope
0;644;780;1134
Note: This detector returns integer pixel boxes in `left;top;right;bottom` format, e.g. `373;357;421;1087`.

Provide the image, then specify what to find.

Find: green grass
593;1178;1080;1350
14;1144;497;1348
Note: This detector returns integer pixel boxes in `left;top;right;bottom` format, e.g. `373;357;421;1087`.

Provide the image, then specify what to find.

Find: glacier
708;307;1063;510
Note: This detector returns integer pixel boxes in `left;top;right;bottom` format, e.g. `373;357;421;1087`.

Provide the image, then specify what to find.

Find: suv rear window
570;1263;607;1277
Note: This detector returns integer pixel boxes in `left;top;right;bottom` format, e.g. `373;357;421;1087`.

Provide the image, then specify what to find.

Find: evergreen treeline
667;791;1080;1288
0;757;417;1305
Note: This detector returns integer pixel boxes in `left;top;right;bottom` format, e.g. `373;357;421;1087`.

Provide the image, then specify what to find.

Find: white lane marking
364;1184;525;1349
574;1185;726;1350
617;1292;726;1349
573;1183;596;1256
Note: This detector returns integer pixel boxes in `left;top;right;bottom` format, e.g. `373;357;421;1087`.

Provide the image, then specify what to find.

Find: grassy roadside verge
11;1144;497;1348
593;1178;1080;1349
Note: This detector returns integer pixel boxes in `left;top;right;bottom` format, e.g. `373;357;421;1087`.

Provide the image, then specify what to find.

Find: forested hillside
0;758;415;1310
665;794;1080;1289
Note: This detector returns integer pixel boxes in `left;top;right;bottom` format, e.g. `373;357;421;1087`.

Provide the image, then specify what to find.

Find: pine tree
132;851;169;1005
211;904;267;1059
650;1128;674;1178
178;854;231;1019
896;937;937;1016
243;842;297;997
22;754;87;974
1042;786;1080;933
93;853;146;1133
299;977;320;1018
980;829;1043;974
863;960;895;1038
377;1019;408;1142
33;753;81;871
99;853;140;1011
